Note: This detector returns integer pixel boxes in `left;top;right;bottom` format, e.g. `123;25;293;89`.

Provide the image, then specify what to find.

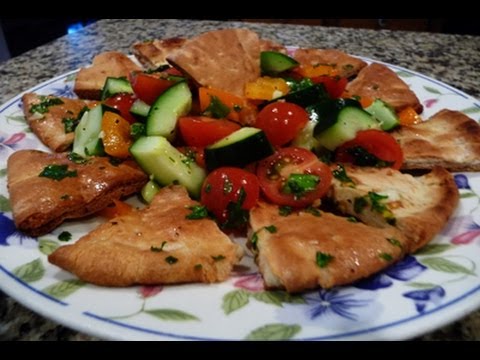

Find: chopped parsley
58;231;72;242
130;123;146;140
332;164;355;186
316;252;334;268
203;95;230;119
39;164;77;181
165;256;178;264
342;64;354;71
282;173;320;199
304;206;321;217
29;96;64;114
285;77;314;92
144;64;171;74
211;255;226;261
379;252;393;262
186;205;209;220
347;216;358;223
353;196;368;214
62;106;89;133
368;192;396;225
222;187;249;229
60;194;71;200
68;152;87;164
194;264;203;270
204;183;212;194
279;206;293;216
251;225;277;251
387;237;403;248
345;146;394;168
264;225;277;234
151;241;167;252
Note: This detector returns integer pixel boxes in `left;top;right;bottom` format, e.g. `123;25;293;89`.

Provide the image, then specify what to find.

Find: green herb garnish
30;96;64;114
211;255;226;261
346;146;394;168
316;252;334;268
279;206;293;216
39;164;77;181
186;205;209;220
332;164;355;186
379;252;393;261
282;173;320;199
151;241;167;252
68;152;87;164
130;123;146;140
203;95;230;119
58;231;72;242
165;256;178;264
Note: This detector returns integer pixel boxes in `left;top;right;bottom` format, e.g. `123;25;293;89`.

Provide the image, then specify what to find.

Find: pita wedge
329;165;459;253
392;109;480;172
132;37;187;69
293;48;367;78
7;150;148;237
249;202;408;293
74;51;141;99
346;63;423;113
167;28;261;97
22;93;97;152
49;186;243;286
259;38;287;54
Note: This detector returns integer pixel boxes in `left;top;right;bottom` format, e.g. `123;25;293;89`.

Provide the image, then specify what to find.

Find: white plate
1;59;480;341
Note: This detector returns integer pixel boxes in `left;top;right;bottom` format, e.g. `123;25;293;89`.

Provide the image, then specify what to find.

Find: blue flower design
454;174;470;189
305;288;372;321
50;85;76;98
355;255;427;290
0;213;36;247
403;286;446;313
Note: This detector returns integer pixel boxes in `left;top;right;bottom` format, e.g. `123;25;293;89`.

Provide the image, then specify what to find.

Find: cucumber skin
130;136;205;198
365;99;400;131
146;82;192;141
261;51;299;74
315;107;380;151
204;129;274;172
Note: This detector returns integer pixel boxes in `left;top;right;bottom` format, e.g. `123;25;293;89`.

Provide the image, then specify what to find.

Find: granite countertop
0;19;479;341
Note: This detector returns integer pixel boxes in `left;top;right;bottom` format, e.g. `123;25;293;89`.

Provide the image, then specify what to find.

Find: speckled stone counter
0;19;479;341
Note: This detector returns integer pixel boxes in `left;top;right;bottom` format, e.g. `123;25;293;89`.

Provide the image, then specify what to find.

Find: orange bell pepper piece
398;107;422;126
101;111;133;158
98;199;134;219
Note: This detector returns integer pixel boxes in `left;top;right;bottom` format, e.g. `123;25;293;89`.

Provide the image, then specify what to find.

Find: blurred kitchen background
1;18;479;63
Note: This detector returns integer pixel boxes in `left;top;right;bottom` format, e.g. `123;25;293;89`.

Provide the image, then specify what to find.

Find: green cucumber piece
130;136;206;198
101;77;134;100
146;81;192;141
204;127;274;171
365;99;400;131
141;178;161;204
130;99;151;118
261;51;299;75
266;83;329;108
314;106;380;150
73;105;104;157
310;98;362;133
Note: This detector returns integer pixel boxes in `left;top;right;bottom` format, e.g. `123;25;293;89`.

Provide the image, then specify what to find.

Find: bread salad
9;28;479;293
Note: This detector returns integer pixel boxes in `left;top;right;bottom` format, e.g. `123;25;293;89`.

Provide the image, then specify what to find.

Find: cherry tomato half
335;129;404;170
103;93;137;124
178;116;241;147
257;147;332;207
201;167;260;224
129;72;175;105
255;102;309;146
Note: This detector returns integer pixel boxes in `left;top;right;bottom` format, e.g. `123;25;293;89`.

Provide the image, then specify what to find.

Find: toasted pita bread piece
7;150;148;237
132;37;187;69
249;202;408;293
22;93;97;152
330;165;458;253
167;29;261;97
293;48;367;78
392;109;480;171
49;186;243;286
74;51;141;99
346;63;423;113
259;39;287;54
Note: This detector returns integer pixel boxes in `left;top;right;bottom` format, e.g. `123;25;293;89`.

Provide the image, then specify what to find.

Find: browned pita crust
392;109;480;171
250;202;408;293
167;29;261;97
346;63;423;112
74;51;141;99
7;150;148;237
330;165;459;253
48;186;243;286
259;39;287;54
293;48;367;78
132;37;187;69
22;93;97;152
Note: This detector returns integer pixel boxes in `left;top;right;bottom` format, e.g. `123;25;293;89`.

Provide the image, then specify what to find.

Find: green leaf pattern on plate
13;258;45;283
461;106;480;114
0;194;11;212
43;279;85;299
38;239;60;256
406;282;438;289
0;168;7;178
222;289;250;314
423;86;442;95
245;323;301;340
415;244;453;255
144;309;199;321
420;257;476;276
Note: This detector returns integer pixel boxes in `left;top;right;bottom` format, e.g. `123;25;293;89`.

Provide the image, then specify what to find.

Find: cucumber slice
310;98;362;133
146;81;192;141
261;51;299;75
130;136;206;198
73;105;104;157
204;127;274;171
365;99;400;130
266;83;329;108
314;106;380;150
101;77;134;100
141;178;161;204
130;99;151;118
